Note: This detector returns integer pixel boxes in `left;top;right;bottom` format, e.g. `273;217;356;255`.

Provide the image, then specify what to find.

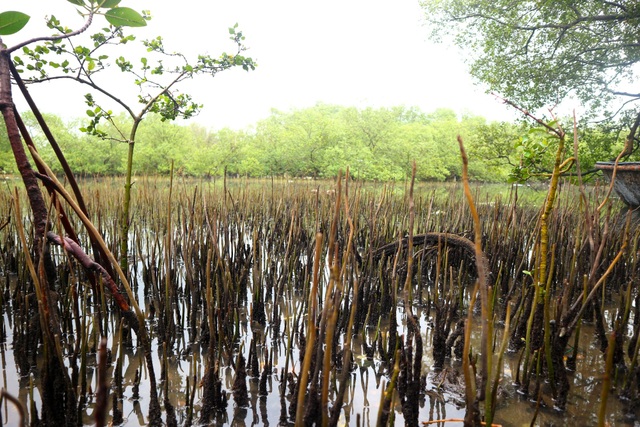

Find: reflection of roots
373;232;486;273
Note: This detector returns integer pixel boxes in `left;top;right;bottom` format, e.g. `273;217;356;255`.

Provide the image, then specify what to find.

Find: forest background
0;104;629;182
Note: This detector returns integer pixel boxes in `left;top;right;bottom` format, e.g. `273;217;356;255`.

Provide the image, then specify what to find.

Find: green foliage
134;114;193;174
1;0;147;40
13;103;631;182
0;11;30;35
576;121;639;170
0;106;522;180
104;7;146;27
99;0;122;8
509;126;556;183
422;0;640;152
0;129;17;174
423;1;640;113
22;112;126;175
14;17;255;137
79;94;112;138
471;122;519;181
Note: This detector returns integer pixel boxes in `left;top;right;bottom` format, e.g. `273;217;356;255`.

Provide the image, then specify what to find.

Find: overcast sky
5;0;518;130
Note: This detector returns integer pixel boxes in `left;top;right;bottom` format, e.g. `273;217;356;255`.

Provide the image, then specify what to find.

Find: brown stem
46;232;138;330
622;110;640;157
9;62;114;275
0;50;48;251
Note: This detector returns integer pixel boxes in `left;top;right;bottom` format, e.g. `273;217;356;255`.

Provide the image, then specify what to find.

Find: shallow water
0;179;638;426
0;275;637;426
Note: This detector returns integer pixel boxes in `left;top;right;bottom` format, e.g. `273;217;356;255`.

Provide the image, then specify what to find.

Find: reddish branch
46;231;139;331
0;51;48;249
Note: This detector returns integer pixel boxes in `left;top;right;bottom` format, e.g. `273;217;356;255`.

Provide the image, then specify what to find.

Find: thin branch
23;74;138;119
8;12;95;54
460;10;635;32
496;94;565;138
608;90;640;98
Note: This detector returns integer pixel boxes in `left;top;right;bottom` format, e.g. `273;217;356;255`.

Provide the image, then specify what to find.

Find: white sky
3;0;519;130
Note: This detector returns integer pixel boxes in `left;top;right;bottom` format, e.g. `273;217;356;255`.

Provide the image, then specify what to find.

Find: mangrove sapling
17;15;256;275
2;5;169;423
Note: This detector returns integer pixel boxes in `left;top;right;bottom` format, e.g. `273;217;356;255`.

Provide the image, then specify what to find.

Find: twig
8;12;95;54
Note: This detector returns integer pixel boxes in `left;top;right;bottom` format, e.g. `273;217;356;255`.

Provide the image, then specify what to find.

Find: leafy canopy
12;14;255;138
422;1;640;122
0;11;30;35
0;1;146;37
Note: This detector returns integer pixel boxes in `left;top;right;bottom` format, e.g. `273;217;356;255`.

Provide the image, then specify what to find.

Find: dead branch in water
373;231;487;269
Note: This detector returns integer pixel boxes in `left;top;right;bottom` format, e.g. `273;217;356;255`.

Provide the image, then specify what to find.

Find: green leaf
86;109;95;117
0;11;30;35
99;0;121;8
66;0;85;5
104;7;147;27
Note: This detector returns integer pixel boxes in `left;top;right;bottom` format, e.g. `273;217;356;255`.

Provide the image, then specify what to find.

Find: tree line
0;103;628;182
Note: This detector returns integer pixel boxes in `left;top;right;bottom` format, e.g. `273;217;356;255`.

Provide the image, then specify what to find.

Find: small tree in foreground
0;1;253;424
13;5;255;271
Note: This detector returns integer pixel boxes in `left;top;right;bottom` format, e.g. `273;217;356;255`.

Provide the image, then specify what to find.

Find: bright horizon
5;0;520;130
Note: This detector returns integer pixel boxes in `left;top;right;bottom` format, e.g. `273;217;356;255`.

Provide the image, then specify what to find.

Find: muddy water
0;178;637;426
0;276;637;427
